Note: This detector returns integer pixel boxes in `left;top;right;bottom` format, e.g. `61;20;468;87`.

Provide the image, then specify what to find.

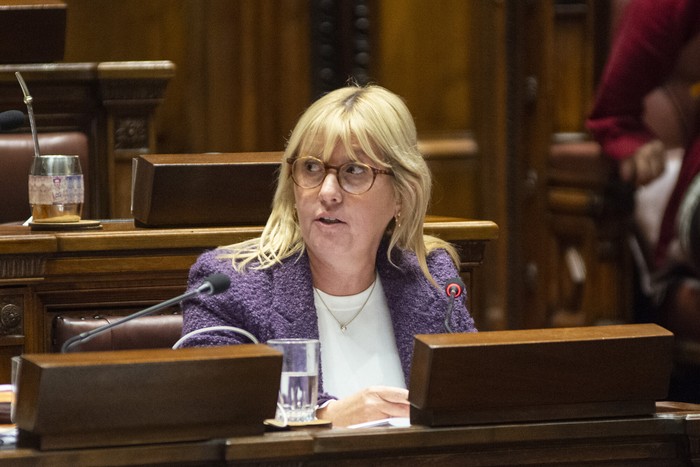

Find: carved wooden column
97;62;175;218
310;0;372;98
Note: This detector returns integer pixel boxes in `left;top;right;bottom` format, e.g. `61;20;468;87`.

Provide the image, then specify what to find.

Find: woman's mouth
318;217;342;224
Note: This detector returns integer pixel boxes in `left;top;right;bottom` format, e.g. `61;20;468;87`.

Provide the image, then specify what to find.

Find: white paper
347;417;410;429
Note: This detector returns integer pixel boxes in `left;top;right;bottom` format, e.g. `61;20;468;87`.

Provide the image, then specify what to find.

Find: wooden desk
0;403;698;465
0;217;498;382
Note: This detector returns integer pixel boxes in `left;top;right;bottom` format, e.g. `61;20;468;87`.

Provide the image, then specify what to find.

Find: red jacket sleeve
586;0;700;160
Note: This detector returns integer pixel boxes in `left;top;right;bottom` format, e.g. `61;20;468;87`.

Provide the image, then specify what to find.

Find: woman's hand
316;386;410;427
620;139;666;187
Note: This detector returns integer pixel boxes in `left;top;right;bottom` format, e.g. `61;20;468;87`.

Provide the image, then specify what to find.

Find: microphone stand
61;274;228;353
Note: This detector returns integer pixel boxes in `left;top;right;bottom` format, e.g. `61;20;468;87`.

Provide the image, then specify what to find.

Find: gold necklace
314;276;377;333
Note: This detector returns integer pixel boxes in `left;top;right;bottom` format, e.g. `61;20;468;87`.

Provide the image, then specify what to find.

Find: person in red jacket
587;0;700;338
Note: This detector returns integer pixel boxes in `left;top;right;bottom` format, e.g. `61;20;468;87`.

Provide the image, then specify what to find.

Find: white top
314;275;406;399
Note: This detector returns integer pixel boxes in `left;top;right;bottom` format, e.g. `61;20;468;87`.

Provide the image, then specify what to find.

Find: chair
0;132;91;224
52;314;183;353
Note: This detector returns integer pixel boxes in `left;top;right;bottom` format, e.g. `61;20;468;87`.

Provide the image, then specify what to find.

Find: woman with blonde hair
182;84;476;427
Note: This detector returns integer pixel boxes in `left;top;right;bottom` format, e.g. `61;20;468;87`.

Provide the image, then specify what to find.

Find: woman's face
293;144;398;270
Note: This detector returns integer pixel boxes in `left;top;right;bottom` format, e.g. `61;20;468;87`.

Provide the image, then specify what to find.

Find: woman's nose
318;171;343;203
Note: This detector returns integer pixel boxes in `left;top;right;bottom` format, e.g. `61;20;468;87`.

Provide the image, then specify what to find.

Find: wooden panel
552;1;596;133
131;152;281;227
15;345;282;450
468;1;510;330
374;0;472;134
514;1;556;330
0;0;66;63
409;324;673;426
419;133;479;219
63;0;311;156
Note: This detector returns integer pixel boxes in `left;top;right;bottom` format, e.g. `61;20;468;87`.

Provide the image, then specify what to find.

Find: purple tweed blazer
181;242;476;404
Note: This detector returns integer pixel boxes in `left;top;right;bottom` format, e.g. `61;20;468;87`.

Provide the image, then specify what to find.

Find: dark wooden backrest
52;314;183;353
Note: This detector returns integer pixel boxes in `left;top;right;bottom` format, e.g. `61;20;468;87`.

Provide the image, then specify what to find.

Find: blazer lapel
270;252;320;340
378;251;442;382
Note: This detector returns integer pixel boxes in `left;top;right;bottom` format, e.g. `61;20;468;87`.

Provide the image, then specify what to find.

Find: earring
394;211;401;228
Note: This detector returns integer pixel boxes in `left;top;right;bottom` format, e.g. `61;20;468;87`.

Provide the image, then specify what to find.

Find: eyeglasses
287;156;394;194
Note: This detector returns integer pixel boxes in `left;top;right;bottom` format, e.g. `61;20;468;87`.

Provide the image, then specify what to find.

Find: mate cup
28;155;84;222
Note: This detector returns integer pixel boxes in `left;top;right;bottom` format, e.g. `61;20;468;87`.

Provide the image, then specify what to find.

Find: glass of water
28;155;84;223
266;338;320;423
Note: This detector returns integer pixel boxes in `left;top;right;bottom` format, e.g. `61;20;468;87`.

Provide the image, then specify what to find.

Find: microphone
443;277;465;333
0;110;25;132
61;273;231;353
196;273;231;295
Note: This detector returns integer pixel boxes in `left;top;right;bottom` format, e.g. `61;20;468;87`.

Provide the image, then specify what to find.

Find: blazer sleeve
586;0;697;160
180;249;257;347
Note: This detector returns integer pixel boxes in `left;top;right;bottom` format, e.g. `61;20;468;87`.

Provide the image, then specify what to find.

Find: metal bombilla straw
15;72;41;158
16;72;41;225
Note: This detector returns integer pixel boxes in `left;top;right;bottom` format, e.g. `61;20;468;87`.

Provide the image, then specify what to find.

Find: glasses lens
338;162;373;194
293;157;325;188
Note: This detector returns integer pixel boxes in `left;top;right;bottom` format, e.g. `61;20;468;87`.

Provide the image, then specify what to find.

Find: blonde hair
219;84;458;286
